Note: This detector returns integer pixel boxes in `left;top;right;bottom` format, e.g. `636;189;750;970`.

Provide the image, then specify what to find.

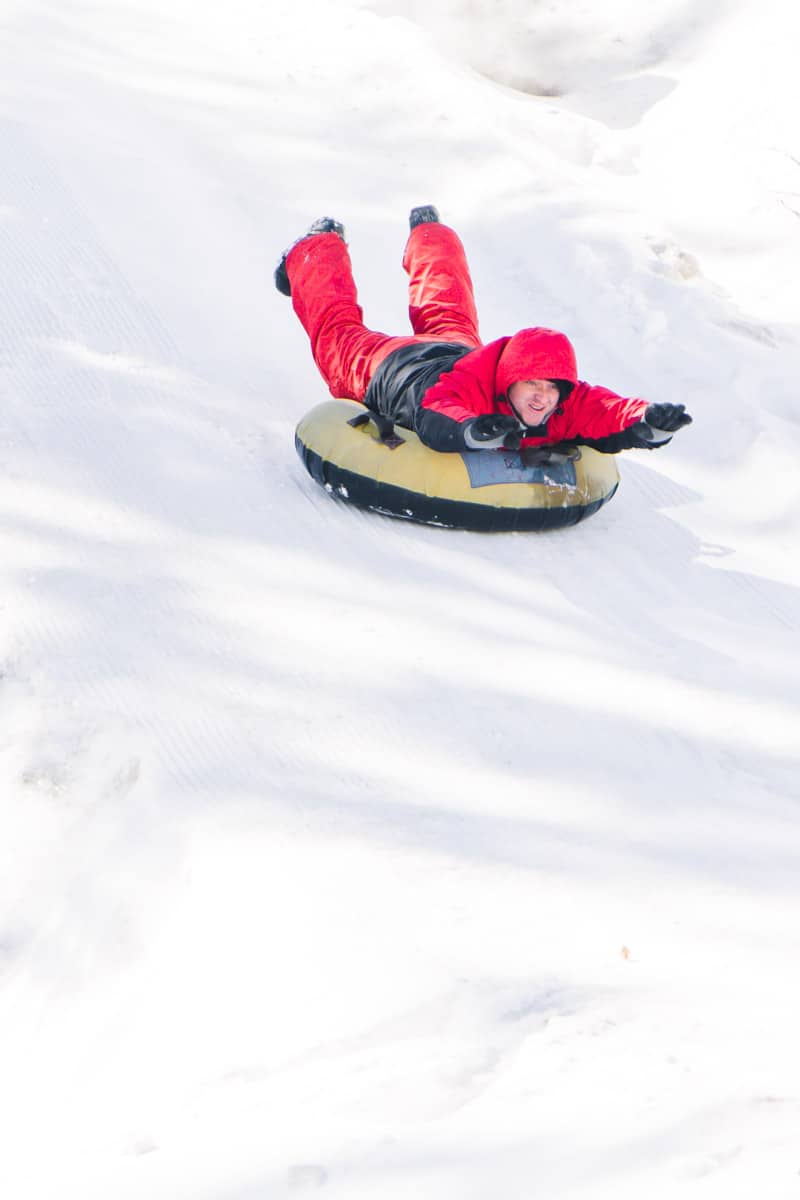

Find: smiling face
508;379;561;425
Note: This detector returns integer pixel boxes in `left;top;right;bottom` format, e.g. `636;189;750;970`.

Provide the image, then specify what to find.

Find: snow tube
295;399;620;532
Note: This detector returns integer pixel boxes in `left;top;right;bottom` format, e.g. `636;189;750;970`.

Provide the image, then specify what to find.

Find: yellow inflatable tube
295;399;620;532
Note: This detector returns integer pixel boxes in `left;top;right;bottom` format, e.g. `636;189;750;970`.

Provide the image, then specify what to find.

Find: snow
1;0;799;1196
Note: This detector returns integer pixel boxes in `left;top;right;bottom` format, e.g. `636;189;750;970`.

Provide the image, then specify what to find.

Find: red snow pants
285;223;482;401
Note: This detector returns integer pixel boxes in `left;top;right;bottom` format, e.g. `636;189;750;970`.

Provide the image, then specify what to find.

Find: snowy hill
1;2;799;1197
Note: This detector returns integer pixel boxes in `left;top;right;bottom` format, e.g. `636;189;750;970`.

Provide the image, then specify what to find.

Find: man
275;206;692;454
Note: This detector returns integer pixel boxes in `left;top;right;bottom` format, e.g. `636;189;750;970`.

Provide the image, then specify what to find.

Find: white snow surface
1;1;800;1196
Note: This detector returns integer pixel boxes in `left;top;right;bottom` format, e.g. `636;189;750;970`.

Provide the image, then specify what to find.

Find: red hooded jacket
417;327;648;448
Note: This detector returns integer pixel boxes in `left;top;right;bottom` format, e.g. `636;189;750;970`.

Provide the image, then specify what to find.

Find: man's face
508;379;560;425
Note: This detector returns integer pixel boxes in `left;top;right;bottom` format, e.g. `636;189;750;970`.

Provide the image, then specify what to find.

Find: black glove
644;403;693;433
627;403;693;448
462;413;522;451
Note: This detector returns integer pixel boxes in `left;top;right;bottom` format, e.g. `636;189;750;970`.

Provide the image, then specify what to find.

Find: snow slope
1;1;799;1197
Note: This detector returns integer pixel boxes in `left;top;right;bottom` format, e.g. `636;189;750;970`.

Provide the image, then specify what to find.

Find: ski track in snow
2;2;800;1198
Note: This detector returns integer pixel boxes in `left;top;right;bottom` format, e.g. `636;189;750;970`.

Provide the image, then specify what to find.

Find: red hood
495;328;578;395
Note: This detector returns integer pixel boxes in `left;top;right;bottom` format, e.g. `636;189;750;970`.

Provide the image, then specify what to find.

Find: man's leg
286;233;414;400
402;221;482;348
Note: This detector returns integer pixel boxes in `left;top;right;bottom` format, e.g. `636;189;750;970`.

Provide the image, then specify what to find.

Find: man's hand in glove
641;403;693;444
462;413;523;451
